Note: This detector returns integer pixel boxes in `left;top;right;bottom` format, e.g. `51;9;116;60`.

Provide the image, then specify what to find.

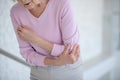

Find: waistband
31;58;82;70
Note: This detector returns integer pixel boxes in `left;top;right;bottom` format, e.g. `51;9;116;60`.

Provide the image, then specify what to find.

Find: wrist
44;57;58;66
54;57;61;66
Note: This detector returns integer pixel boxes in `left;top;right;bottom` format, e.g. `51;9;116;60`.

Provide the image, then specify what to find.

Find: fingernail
67;44;70;46
21;26;24;28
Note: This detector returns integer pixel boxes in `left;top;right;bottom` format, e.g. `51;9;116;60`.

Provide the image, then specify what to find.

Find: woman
10;0;83;80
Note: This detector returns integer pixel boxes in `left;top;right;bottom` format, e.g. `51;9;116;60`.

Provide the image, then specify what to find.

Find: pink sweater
10;0;79;66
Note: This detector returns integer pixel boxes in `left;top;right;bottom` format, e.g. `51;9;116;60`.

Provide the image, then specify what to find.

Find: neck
29;0;49;16
30;0;48;10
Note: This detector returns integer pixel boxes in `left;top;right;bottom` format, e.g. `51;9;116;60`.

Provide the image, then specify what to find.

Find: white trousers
30;59;83;80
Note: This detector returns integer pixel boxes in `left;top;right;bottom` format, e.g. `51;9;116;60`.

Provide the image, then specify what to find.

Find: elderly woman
10;0;83;80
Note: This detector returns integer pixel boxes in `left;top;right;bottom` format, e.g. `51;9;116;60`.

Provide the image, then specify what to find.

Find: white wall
0;54;30;80
71;0;103;62
0;0;30;80
0;0;20;57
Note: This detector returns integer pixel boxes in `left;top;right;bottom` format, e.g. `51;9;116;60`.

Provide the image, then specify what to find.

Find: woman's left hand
55;44;80;66
17;25;38;43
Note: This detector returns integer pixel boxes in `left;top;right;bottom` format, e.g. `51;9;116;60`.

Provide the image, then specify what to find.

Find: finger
17;31;25;39
74;45;79;57
17;26;20;29
17;26;23;31
75;45;80;55
17;29;24;35
21;25;25;28
71;44;78;55
22;25;29;30
22;25;30;30
76;52;80;57
17;29;22;32
17;31;22;38
17;30;21;34
63;44;70;55
17;30;22;36
76;51;80;60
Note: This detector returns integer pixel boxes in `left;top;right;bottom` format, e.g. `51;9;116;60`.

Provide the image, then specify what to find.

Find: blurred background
0;0;120;80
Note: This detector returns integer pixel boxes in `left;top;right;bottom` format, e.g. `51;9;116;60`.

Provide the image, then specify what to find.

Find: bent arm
30;0;79;57
10;12;48;66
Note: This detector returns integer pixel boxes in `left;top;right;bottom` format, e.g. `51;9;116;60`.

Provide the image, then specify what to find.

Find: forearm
44;57;60;66
44;44;80;66
32;36;53;54
31;31;79;57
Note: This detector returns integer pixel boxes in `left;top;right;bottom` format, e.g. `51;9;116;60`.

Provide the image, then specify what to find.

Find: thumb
71;44;78;55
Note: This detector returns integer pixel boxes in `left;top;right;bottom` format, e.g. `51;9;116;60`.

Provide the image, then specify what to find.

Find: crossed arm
10;15;80;66
17;26;80;66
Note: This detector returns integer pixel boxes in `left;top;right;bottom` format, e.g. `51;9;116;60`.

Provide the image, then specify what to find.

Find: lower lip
24;2;31;6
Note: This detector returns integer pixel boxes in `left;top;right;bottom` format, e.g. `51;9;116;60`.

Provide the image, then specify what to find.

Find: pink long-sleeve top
10;0;79;67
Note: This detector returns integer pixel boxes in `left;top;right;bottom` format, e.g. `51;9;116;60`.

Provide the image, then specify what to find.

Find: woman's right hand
55;44;80;66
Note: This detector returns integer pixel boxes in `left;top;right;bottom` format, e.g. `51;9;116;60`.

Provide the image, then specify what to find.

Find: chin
25;3;35;9
33;0;41;4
